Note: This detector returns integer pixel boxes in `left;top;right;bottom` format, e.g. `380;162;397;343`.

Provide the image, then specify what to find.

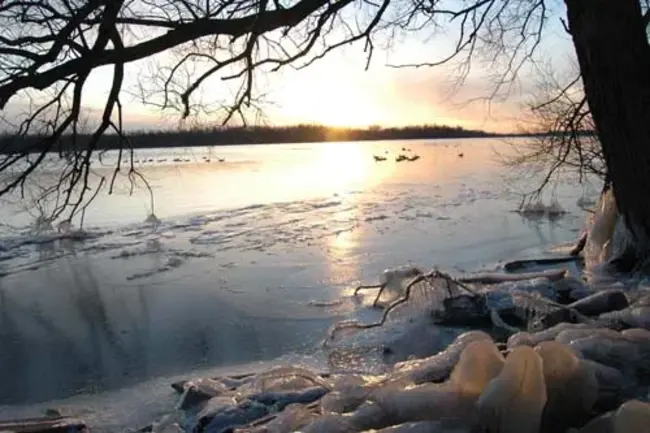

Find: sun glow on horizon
54;21;576;135
77;50;521;133
268;58;512;132
275;73;385;128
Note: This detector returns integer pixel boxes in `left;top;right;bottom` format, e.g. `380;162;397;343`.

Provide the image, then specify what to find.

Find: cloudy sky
73;2;577;134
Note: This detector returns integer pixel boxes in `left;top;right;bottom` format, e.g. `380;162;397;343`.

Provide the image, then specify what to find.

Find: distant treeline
0;124;598;154
0;124;500;154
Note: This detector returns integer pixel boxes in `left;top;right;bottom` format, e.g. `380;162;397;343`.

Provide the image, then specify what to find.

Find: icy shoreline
0;198;589;430
0;138;602;430
20;259;648;433
139;263;650;433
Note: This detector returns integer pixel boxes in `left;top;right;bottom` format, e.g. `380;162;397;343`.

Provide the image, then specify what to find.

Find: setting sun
312;95;381;127
266;57;514;131
277;76;383;127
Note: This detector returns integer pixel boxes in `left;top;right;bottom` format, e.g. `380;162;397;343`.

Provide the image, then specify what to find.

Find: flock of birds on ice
373;147;465;163
121;155;226;165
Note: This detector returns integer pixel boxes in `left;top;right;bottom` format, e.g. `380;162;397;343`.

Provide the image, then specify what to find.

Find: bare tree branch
0;0;554;223
500;59;604;205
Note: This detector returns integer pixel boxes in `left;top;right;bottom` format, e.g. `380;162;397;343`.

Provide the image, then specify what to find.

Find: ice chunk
516;197;566;220
569;290;629;317
320;390;360;415
394;331;493;385
535;341;598;428
196;398;268;433
507;332;534;348
584;188;618;270
622;328;650;371
573;412;614;433
449;340;504;398
296;414;352;433
475;346;546;433
501;277;559;302
177;378;231;410
568;335;639;372
580;360;634;402
352;383;472;430
555;328;623;346
524;322;591;346
372;420;471;432
613;400;650;433
600;306;650;330
621;327;650;342
251;403;318;433
375;266;423;306
248;386;328;411
320;387;371;414
56;220;73;233
244;366;331;394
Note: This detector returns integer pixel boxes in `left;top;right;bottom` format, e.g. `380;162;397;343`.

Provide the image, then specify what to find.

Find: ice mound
145;213;162;225
327;269;485;368
584;188;618;272
138;264;650;433
353;266;453;311
393;330;494;385
612;400;650;432
157;324;650;433
576;400;650;432
476;346;546;433
448;340;504;398
515;197;567;219
535;341;598;429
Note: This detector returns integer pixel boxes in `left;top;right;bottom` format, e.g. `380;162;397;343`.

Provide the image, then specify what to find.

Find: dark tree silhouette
503;63;603;199
2;0;650;268
564;0;650;270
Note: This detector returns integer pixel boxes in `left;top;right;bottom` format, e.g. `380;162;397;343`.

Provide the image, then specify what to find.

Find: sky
76;3;577;134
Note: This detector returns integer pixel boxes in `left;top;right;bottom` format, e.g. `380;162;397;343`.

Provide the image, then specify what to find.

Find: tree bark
565;0;650;261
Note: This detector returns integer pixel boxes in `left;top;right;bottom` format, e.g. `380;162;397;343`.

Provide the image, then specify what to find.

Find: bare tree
0;0;550;223
502;60;605;198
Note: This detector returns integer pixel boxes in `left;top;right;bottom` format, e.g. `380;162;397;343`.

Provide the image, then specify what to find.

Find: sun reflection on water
326;224;364;287
277;141;394;196
322;189;366;286
309;139;506;289
331;228;357;252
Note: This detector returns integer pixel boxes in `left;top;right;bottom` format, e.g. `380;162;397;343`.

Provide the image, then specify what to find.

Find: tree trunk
565;0;650;265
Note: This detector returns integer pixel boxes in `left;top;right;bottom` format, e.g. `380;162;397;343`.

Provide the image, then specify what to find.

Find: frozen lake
0;137;597;430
